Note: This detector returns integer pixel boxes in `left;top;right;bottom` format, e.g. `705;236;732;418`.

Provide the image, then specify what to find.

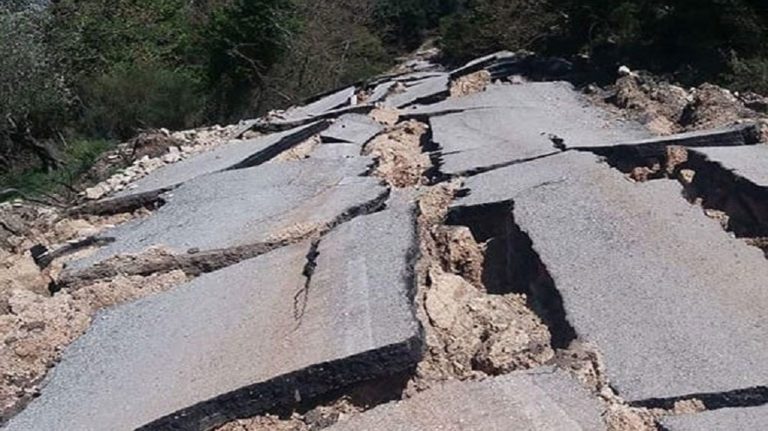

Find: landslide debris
409;183;554;389
363;120;431;188
449;70;491;98
0;270;188;420
83;124;246;200
602;73;768;140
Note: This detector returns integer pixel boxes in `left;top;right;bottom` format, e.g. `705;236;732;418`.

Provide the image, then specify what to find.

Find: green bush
727;55;768;95
80;64;205;139
203;0;297;119
439;0;557;63
0;5;74;171
0;138;113;201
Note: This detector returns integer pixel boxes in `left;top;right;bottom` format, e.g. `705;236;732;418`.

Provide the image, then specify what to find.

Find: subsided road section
453;150;768;403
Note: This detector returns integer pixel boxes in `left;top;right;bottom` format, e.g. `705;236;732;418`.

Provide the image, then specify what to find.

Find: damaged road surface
328;368;605;431
420;82;650;176
5;51;768;430
61;157;386;283
453;151;768;403
107;121;331;200
4;204;422;431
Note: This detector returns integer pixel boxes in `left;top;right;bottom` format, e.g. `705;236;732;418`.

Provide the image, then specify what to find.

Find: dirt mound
681;84;755;130
125;129;185;160
613;74;690;135
363;120;430;188
450;70;491;98
408;183;554;392
608;74;767;138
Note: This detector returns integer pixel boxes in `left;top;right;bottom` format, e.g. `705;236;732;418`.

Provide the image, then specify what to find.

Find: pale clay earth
2;50;768;430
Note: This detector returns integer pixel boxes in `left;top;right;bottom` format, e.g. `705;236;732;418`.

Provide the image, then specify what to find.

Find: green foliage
48;0;201;79
259;0;390;111
0;5;72;135
727;55;768;95
0;138;113;200
80;64;205;139
374;0;459;50
204;0;297;119
548;0;768;83
439;0;556;63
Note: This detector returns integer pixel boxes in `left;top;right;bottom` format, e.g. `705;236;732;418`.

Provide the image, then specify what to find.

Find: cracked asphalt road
5;51;768;431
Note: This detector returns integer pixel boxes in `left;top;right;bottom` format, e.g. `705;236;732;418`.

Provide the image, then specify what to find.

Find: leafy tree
259;0;389;110
204;0;298;119
439;0;556;63
0;4;72;172
374;0;459;50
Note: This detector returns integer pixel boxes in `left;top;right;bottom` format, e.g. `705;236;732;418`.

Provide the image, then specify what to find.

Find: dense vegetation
2;0;768;198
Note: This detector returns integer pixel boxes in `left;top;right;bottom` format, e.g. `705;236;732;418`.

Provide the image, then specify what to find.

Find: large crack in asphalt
55;187;391;290
15;64;768;430
1;113;387;423
589;144;768;258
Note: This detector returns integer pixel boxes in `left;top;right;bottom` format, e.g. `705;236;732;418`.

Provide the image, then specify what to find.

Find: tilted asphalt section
6;203;422;431
67;157;386;272
328;368;605;431
280;86;356;121
113;121;329;197
662;405;768;431
690;144;768;187
383;73;449;108
8;51;768;430
453;151;768;402
423;82;650;176
320;113;383;145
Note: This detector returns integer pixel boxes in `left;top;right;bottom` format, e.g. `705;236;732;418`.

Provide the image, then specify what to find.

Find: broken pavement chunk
573;123;761;160
110;121;329;199
281;86;357;122
430;107;560;176
382;74;449;108
689;144;768;187
320;114;383;145
5;203;422;431
662;405;768;431
328;368;605;431
65;157;386;275
449;50;516;80
413;82;649;175
453;151;768;403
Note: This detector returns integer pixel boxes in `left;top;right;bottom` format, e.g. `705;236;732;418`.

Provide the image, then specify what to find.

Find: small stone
618;65;632;76
679;169;696;185
84;186;107;200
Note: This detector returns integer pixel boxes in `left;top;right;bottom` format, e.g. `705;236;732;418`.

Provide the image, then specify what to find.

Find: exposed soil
450;69;491;98
599;73;768;138
410;187;554;389
0;270;188;420
449;70;491;98
362;120;431;188
368;107;400;127
272;135;321;162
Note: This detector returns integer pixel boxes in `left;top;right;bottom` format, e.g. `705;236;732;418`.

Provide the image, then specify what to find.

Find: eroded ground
2;49;768;431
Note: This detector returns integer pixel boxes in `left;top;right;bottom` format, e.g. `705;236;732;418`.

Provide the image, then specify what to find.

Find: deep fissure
634;385;768;412
590;145;768;257
445;201;577;349
54;188;390;291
